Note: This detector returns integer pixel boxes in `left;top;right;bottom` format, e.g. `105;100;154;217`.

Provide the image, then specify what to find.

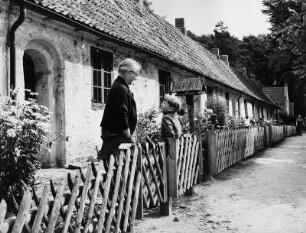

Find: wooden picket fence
0;144;142;233
284;125;296;137
254;126;265;152
140;134;201;212
140;139;167;209
176;134;200;196
206;125;295;174
270;125;285;143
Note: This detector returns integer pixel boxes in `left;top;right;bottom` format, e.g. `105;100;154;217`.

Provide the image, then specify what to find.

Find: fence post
198;134;204;183
206;131;217;179
160;142;171;216
166;138;178;198
136;145;143;220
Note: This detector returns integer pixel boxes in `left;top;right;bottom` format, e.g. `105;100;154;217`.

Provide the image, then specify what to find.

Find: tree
263;0;306;114
188;22;241;67
213;22;241;66
263;0;305;79
236;34;273;85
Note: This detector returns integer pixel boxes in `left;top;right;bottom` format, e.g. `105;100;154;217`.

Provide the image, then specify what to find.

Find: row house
0;0;277;167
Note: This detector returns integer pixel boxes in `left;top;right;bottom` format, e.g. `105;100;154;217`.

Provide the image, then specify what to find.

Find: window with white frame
91;47;113;106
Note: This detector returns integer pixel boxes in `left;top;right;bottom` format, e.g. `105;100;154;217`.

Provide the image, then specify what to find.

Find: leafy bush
225;115;248;129
179;108;218;134
206;97;226;126
0;94;50;204
136;108;160;142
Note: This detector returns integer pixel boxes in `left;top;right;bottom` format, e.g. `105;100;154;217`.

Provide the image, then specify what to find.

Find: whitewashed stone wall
0;2;9;96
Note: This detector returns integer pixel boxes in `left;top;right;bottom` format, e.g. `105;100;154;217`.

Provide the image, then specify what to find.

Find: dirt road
134;134;306;233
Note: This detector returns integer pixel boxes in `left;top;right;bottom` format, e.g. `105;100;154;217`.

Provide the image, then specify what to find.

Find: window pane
93;87;102;104
93;70;98;86
104;72;108;87
97;71;101;87
104;72;111;88
104;89;109;103
97;87;102;103
93;87;98;103
160;84;165;103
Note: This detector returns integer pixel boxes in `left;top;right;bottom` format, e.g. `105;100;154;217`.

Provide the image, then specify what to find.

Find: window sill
92;103;105;110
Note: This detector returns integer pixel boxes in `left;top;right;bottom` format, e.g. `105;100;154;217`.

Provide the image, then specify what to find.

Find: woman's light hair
118;58;141;75
164;94;181;112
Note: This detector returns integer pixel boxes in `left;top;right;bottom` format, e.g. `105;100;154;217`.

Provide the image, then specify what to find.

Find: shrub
0;94;50;204
206;97;226;126
225;115;248;129
136;108;160;142
179;108;218;134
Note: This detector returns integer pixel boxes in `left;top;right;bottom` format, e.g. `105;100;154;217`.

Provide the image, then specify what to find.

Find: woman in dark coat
99;58;141;161
296;114;305;136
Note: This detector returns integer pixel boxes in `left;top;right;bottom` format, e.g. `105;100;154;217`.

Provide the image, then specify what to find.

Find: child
160;94;182;140
160;94;182;198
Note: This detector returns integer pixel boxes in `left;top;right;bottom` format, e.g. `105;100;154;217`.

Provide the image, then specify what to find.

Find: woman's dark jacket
100;76;137;137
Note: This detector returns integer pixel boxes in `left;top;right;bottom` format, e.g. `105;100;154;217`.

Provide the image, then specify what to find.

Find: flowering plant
136;108;160;142
0;93;50;203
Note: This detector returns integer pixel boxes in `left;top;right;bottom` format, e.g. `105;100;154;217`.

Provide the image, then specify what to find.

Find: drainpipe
9;0;26;96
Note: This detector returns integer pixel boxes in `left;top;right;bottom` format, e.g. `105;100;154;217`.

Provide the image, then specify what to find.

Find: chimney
175;18;186;35
241;67;247;76
211;48;220;58
220;55;229;66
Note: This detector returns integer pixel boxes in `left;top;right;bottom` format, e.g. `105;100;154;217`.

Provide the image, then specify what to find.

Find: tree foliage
263;0;306;79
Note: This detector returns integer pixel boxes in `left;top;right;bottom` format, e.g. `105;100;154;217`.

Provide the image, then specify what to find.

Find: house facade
0;0;277;167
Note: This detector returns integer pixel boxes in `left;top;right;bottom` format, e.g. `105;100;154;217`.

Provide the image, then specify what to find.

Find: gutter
9;0;26;95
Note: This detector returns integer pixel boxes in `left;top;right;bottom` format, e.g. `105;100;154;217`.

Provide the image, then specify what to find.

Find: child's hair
164;94;181;112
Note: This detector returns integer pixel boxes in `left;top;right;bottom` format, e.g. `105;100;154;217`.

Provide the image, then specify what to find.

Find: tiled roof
172;77;203;93
262;87;286;106
23;0;274;105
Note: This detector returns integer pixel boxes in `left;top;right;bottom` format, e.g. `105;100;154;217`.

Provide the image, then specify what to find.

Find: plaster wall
0;2;9;96
239;97;246;118
228;94;234;117
247;102;253;117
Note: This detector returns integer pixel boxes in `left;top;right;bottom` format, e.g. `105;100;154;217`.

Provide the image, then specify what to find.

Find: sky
151;0;271;39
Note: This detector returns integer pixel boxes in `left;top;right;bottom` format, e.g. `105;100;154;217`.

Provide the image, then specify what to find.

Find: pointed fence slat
187;135;197;189
129;171;142;233
11;189;32;233
46;179;65;233
115;148;132;233
74;164;92;233
31;185;48;233
105;152;124;233
62;173;81;233
123;145;139;232
96;155;115;233
83;162;104;233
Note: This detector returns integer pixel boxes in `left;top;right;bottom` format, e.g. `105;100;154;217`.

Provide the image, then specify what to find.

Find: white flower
7;128;16;138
